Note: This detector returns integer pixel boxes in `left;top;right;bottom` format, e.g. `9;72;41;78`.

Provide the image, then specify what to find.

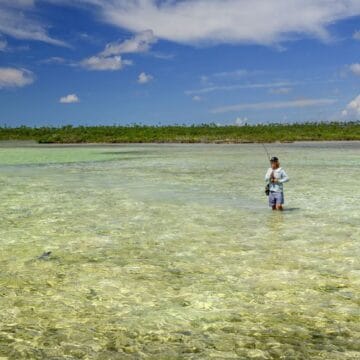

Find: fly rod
262;143;271;162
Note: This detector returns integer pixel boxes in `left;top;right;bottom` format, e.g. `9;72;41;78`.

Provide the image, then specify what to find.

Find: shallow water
0;142;359;359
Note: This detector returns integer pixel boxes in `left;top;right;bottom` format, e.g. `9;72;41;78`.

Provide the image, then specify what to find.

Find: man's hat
270;156;279;162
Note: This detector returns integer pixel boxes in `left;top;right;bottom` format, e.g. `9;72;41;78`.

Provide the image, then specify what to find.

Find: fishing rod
262;143;271;162
262;143;273;196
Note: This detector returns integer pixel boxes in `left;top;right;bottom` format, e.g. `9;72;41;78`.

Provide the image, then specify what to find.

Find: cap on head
270;156;279;163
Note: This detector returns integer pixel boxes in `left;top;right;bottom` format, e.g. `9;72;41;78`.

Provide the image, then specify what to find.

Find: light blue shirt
265;167;289;192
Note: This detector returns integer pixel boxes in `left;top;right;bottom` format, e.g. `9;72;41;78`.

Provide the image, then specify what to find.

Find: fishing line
262;143;271;162
262;143;272;196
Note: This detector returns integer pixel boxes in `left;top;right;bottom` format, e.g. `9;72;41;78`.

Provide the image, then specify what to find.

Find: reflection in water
265;208;301;235
283;207;301;212
0;142;359;359
266;210;285;235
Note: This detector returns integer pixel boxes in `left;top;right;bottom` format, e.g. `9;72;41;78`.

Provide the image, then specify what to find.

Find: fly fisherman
265;157;289;211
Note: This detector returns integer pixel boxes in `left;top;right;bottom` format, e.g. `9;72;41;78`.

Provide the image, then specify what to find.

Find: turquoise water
0;142;359;359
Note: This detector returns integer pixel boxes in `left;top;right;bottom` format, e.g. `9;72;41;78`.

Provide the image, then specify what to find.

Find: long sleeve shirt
265;167;289;193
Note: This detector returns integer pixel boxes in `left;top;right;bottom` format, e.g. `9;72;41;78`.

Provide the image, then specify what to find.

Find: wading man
265;157;289;211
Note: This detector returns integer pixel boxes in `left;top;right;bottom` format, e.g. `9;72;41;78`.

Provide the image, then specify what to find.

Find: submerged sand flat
0;142;359;359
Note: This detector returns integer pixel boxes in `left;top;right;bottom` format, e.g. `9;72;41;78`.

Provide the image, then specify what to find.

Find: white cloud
80;55;132;71
0;67;34;88
80;30;155;72
150;51;174;60
192;95;202;102
349;63;360;76
269;87;292;95
0;0;67;46
212;69;249;79
353;30;360;40
200;75;210;84
59;94;80;104
186;82;294;95
211;98;337;114
40;57;67;64
195;69;261;93
137;72;153;84
235;117;248;126
101;30;157;57
342;95;360;119
76;0;360;46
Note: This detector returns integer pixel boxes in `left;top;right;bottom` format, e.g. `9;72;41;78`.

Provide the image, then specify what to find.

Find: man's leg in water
270;192;284;211
269;192;276;210
276;192;284;211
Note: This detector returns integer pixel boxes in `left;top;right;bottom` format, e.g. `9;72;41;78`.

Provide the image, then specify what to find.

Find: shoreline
1;139;360;147
1;123;359;144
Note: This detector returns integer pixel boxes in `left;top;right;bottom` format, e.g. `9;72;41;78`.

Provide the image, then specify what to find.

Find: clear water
0;142;359;359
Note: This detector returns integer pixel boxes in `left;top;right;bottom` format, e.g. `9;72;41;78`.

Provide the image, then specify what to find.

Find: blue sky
0;0;360;127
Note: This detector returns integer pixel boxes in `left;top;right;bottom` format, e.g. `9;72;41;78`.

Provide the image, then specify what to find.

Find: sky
0;0;360;127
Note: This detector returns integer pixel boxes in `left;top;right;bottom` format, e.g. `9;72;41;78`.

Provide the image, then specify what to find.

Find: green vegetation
0;122;359;143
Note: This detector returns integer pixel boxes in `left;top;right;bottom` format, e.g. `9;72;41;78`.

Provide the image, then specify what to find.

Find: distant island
0;122;359;144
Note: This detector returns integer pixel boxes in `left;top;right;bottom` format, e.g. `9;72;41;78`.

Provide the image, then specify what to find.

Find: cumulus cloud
0;67;34;88
101;30;157;57
211;98;337;114
137;72;153;84
0;0;67;46
80;30;155;71
349;63;360;76
342;95;360;119
81;55;132;71
59;94;80;104
75;0;360;46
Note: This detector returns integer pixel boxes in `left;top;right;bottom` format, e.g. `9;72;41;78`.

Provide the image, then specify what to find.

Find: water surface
0;142;359;359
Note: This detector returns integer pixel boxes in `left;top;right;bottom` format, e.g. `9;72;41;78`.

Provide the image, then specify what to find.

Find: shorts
269;191;284;207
